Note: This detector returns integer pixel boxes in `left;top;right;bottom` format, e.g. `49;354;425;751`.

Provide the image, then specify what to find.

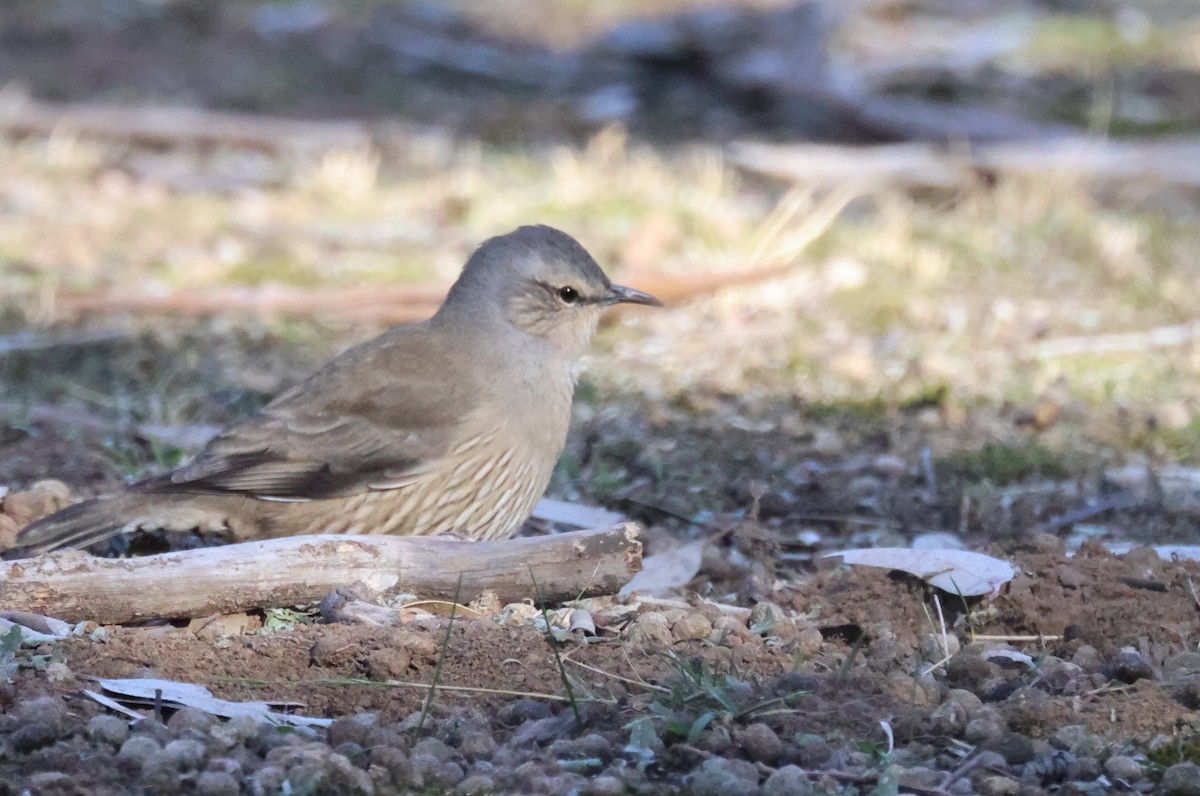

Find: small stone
984;732;1037;765
335;741;367;766
25;772;73;792
324;752;377;793
1164;653;1200;679
413;736;455;764
162;738;207;770
885;671;940;707
11;721;60;753
1052;724;1106;758
976;775;1020;795
437;761;466;786
794;626;823;657
899;766;942;790
44;661;75;685
1112;647;1154;683
117;735;162;770
735;722;782;764
168;707;214;737
919;632;961;662
964;718;1005;744
457;774;497;795
1104;755;1143;782
1066;755;1102;781
672;612;713;641
1162;762;1200;795
686;757;760;796
583;775;626;796
748;601;787;634
14;696;66;729
251;765;287;793
626;612;672;650
3;480;71;525
711;615;753;645
460;730;497;759
87;714;130;748
763;765;814;796
1071;645;1104;673
499;699;552;726
328;713;378;747
196;770;240;796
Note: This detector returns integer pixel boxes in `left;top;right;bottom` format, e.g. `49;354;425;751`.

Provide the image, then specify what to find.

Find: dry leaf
826;548;1014;597
95;678;331;727
619;540;705;598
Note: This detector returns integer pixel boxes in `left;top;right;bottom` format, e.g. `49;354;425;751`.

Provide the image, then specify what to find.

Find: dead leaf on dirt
618;539;705;598
825;548;1015;597
94;677;332;727
399;600;484;619
0;614;72;645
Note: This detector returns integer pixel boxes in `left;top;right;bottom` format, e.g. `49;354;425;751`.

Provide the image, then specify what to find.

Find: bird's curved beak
605;283;663;307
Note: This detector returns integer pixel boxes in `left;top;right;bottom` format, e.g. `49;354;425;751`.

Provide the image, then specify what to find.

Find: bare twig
0;524;643;624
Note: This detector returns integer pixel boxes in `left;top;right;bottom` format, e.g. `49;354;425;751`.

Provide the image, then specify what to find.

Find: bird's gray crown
436;225;612;330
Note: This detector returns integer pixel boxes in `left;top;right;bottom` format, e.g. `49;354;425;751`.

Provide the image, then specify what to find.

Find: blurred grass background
1;0;1199;541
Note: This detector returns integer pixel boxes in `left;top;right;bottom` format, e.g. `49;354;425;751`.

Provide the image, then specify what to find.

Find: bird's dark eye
558;286;579;304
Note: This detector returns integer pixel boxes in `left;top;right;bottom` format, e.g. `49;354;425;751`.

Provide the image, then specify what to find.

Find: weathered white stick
0;525;642;624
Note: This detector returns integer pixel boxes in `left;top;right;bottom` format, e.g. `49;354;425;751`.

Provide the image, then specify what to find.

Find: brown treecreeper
17;225;661;553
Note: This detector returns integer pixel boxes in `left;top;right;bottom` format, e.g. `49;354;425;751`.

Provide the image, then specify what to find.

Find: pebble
117;735;162;769
985;732;1037;765
976;775;1020;795
168;707;215;737
1071;644;1105;673
87;714;130;748
626;612;673;649
1104;755;1143;782
711;615;753;645
1163;763;1200;795
735;722;782;764
456;774;497;795
328;712;378;747
196;770;240;796
582;775;626;796
672;612;713;641
763;764;814;796
460;730;498;759
964;717;1005;744
794;626;823;656
1052;725;1106;758
919;632;961;661
686;757;760;796
1112;648;1155;683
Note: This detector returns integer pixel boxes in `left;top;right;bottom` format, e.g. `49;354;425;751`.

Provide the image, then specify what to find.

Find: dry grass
1;121;1198;463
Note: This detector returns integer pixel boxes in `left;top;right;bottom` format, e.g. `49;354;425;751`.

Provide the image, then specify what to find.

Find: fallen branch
729;136;1200;191
0;524;643;624
0;96;370;152
1031;321;1200;358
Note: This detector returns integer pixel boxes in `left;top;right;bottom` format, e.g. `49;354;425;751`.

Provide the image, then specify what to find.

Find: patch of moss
937;442;1072;486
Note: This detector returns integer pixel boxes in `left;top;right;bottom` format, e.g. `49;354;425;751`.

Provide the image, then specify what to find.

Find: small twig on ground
1032;321;1200;358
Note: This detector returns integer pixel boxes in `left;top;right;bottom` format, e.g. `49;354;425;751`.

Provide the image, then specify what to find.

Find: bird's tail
14;495;131;555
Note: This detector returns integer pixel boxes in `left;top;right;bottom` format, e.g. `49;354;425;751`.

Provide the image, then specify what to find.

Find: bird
15;225;662;554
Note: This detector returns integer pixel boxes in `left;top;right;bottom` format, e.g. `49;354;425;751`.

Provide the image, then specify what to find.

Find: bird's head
437;225;662;360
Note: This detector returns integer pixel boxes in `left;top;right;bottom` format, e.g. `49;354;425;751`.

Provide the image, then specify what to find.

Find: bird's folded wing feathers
133;410;447;500
134;329;476;500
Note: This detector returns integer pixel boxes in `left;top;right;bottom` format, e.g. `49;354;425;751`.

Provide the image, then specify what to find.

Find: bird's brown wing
135;324;480;500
